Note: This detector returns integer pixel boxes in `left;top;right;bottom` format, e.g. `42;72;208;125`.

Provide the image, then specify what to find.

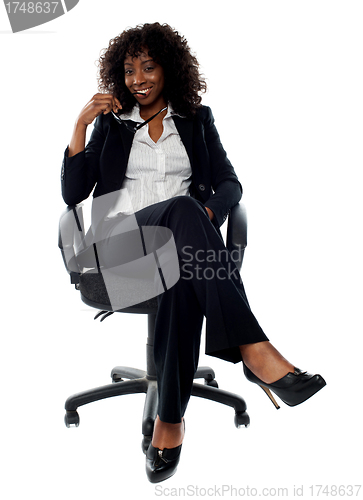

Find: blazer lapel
172;115;194;168
115;120;135;167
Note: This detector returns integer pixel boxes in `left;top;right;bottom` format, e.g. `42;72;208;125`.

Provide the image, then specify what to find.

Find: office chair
59;201;250;453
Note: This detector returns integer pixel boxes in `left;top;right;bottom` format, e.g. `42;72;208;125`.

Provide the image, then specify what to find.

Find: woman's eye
145;66;154;72
125;69;133;75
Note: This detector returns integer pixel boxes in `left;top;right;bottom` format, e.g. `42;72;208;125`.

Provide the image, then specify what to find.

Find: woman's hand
68;94;121;157
205;207;214;220
76;93;122;127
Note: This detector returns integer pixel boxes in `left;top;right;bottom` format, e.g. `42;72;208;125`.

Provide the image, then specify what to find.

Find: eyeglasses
111;106;167;134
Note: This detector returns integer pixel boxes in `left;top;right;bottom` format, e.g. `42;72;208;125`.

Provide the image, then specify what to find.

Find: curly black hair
97;22;207;118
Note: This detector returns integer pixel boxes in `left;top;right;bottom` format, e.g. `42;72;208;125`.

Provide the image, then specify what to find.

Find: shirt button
198;184;205;191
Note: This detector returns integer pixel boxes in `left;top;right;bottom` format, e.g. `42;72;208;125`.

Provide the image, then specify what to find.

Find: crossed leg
130;196;297;449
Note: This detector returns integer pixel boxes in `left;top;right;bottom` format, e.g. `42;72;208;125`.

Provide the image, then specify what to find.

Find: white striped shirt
107;105;192;217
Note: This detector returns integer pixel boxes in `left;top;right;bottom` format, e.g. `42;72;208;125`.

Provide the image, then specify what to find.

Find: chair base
64;313;250;451
65;363;250;453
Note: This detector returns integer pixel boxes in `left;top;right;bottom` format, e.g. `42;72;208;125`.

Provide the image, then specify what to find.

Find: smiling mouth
133;87;152;95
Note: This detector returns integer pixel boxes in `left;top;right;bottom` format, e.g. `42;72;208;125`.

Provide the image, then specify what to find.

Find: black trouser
125;196;269;423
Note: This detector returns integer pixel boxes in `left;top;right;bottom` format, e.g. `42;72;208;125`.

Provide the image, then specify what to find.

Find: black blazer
61;105;242;230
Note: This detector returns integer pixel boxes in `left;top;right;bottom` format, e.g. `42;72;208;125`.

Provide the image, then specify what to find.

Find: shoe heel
260;385;280;409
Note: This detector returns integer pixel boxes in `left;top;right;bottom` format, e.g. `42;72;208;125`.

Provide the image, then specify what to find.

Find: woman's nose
133;69;146;86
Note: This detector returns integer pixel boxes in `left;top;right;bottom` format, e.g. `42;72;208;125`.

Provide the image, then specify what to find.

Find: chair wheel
142;435;152;455
205;379;219;388
234;411;250;429
65;410;80;428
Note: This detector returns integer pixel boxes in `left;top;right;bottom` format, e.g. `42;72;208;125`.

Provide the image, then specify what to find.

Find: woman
61;22;326;482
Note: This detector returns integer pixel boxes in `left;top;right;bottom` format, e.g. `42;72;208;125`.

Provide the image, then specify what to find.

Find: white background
1;0;362;498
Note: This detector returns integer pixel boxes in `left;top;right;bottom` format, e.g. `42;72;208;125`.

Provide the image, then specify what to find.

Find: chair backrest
59;204;182;311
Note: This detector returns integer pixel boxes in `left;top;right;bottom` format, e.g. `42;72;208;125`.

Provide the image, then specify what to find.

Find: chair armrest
226;202;247;272
58;205;84;249
58;205;86;282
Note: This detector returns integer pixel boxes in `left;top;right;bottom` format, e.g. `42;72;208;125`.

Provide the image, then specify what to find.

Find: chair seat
78;270;159;313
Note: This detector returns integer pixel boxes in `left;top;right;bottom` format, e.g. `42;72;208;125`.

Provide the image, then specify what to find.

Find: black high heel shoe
145;420;185;483
243;364;326;408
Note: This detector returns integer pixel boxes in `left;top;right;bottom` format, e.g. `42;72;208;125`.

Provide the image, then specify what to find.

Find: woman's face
124;50;166;109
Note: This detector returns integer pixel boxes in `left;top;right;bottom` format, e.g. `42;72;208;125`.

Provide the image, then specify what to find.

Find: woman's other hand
205;207;214;220
68;94;121;157
77;93;122;127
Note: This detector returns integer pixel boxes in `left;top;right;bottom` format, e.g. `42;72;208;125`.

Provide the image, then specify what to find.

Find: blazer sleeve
201;107;243;228
61;116;105;206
